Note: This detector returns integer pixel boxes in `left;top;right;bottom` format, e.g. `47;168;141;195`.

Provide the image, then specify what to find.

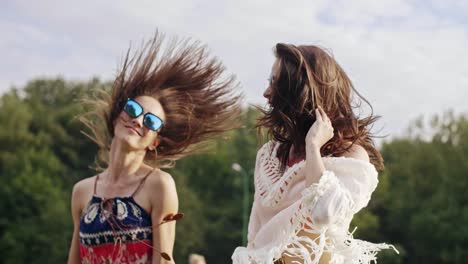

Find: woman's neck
105;139;148;183
287;144;306;167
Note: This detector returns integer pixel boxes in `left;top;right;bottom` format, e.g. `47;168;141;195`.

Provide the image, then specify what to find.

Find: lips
125;125;142;136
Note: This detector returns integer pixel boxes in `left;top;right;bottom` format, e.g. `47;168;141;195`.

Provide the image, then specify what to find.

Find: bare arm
304;106;333;186
151;173;179;264
67;183;83;264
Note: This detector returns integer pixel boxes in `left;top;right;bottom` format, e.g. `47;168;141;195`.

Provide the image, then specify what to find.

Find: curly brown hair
257;43;384;171
79;31;243;169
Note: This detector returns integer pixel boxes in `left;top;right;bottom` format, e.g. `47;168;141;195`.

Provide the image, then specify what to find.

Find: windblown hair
79;31;242;169
257;43;384;171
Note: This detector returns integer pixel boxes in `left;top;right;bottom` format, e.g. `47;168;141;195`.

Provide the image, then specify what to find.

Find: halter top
79;170;154;264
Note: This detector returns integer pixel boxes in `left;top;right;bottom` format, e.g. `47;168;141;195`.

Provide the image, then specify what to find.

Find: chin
114;130;142;150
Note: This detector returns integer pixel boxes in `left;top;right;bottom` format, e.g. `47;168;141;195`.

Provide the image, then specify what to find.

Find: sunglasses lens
124;100;143;118
144;114;163;131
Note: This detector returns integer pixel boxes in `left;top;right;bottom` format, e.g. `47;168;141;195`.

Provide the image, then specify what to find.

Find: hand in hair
305;106;334;151
303;106;334;186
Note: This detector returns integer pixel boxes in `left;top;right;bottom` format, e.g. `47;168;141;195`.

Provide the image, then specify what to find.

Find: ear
148;137;161;151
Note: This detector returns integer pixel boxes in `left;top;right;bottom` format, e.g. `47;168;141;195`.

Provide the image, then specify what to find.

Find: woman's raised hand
305;106;334;151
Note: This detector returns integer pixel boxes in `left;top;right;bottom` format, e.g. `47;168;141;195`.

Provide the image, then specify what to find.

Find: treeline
0;79;466;263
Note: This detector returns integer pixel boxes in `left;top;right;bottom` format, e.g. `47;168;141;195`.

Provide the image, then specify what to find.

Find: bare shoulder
145;169;178;203
145;169;176;191
71;175;97;215
73;175;94;190
341;143;370;162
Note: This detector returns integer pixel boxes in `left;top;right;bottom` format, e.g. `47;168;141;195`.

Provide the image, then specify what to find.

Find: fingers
316;106;330;123
315;108;323;122
317;106;334;136
317;106;327;120
307;106;335;148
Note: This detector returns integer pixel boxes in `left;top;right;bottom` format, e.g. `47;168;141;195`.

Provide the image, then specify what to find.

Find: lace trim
255;142;306;207
233;228;397;264
80;227;152;239
255;141;378;209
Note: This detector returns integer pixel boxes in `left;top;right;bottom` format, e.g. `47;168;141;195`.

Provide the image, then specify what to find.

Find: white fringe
233;172;398;264
232;142;398;264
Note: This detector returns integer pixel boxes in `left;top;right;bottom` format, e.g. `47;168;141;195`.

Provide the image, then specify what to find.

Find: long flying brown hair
258;43;383;171
79;31;243;169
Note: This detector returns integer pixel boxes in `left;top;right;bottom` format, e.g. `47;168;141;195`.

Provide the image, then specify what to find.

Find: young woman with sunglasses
232;44;397;264
67;32;242;264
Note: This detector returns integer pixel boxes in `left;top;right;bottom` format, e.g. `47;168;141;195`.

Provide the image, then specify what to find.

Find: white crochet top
232;141;397;264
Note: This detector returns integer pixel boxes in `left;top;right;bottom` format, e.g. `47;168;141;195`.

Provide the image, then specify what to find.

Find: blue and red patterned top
79;170;154;264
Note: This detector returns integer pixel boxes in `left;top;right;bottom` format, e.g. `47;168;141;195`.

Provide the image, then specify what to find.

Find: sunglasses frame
123;98;164;131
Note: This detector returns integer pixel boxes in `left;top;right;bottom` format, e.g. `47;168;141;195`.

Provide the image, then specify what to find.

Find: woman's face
263;59;280;105
114;95;166;152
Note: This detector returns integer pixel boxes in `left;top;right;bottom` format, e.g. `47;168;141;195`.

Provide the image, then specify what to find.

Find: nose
131;114;144;128
263;85;272;101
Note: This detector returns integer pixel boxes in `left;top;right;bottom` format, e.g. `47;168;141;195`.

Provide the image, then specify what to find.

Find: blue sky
1;0;468;141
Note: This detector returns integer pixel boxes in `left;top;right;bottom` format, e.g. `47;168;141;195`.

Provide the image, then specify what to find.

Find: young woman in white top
232;43;397;264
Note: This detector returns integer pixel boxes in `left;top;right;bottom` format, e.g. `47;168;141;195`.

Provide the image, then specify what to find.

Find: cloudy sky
2;0;468;140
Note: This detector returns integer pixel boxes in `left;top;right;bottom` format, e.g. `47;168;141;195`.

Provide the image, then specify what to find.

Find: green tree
0;78;101;263
169;107;260;263
376;112;468;263
2;77;466;264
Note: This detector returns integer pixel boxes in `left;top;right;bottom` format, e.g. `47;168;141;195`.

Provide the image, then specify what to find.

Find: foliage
0;79;466;263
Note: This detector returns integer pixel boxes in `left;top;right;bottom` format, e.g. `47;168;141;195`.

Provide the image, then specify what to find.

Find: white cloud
1;0;468;141
319;0;413;25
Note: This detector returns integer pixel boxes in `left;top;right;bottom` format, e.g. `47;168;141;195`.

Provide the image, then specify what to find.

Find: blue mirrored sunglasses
123;99;164;131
